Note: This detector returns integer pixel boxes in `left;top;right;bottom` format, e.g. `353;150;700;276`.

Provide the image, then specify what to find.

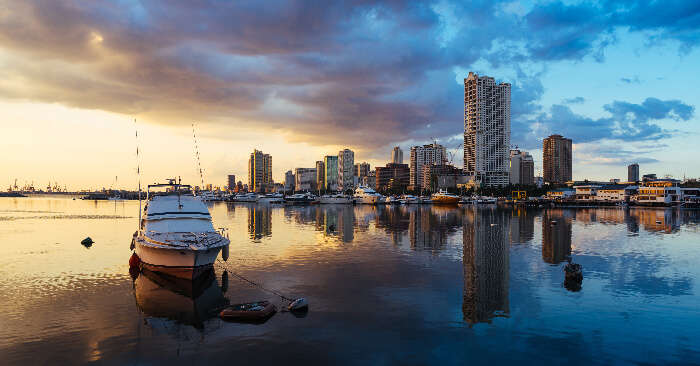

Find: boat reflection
462;208;510;325
134;267;229;329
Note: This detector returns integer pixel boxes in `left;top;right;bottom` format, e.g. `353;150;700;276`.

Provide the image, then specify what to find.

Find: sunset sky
1;1;699;190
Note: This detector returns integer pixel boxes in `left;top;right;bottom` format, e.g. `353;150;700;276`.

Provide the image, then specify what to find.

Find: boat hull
355;196;380;204
135;241;224;279
319;197;353;204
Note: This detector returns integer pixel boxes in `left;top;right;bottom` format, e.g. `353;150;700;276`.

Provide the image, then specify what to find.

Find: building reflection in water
508;207;535;245
408;206;462;252
321;205;355;242
248;205;272;240
462;208;510;325
541;209;573;264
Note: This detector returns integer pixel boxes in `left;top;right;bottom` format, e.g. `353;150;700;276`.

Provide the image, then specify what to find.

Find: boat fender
288;297;308;311
222;244;229;261
129;253;141;268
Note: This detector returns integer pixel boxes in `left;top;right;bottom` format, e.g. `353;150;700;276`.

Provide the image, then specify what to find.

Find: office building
375;163;410;192
316;160;325;191
248;149;272;192
354;162;370;179
509;149;535;185
421;164;463;192
543;135;572;184
338;149;355;191
324;155;339;191
284;170;295;193
464;72;511;187
628;163;639;182
294;168;317;192
410;143;447;190
227;174;236;191
392;146;404;164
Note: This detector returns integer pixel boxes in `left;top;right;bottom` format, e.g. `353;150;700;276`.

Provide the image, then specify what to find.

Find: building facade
464;72;511;187
248;149;272;192
227;174;236;191
509;149;535;185
543;135;572;184
410;143;447;190
392;146;404;164
284;170;295;193
316;160;325;192
294;168;317;192
375;163;410;192
338;149;355;191
324;155;339;191
628;163;639;182
421;164;463;192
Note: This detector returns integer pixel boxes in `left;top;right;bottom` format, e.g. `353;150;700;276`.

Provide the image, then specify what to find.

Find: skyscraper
509;149;534;185
543;135;572;184
628;163;639;182
248;149;272;192
338;149;354;191
464;72;511;187
391;146;403;164
324;155;339;191
316;160;325;191
227;174;236;191
409;143;447;190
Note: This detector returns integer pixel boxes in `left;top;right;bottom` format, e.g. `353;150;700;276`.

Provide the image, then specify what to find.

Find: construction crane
448;142;463;166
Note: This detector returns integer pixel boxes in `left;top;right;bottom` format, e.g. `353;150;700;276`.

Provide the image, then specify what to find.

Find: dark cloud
0;0;698;151
563;97;585;105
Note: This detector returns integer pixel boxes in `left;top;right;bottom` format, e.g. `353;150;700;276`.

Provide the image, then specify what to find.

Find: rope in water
215;259;295;302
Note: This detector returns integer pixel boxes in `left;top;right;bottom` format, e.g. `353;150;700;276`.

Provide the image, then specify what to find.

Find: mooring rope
215;259;295;302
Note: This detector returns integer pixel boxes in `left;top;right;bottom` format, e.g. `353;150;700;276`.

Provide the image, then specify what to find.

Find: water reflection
508;208;536;245
134;268;229;329
542;209;573;264
462;208;510;325
248;205;272;240
408;206;462;252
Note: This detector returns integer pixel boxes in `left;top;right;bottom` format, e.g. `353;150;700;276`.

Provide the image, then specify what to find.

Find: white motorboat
354;186;383;204
233;193;257;202
401;195;421;204
319;194;353;204
132;180;230;279
285;192;317;205
257;193;284;204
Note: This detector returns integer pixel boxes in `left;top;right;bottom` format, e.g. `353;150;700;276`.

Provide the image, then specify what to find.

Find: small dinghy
220;300;276;322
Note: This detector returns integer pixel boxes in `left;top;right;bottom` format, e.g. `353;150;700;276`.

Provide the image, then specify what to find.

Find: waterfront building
294;168;317;192
642;173;657;182
316;161;325;192
543;135;572;184
421;164;463;192
633;179;682;206
227;175;236;192
338;149;355;191
248;149;272;192
546;188;575;199
628;163;640;182
392;146;404;164
324;155;339;191
363;170;377;189
509;150;534;185
464;72;511;187
354;162;371;180
375;163;410;192
410;143;447;190
284;170;295;193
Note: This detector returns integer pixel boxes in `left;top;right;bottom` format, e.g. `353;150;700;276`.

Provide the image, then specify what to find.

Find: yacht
354;186;383;204
132;180;230;279
431;190;460;204
401;195;421;204
233;193;257;202
256;193;284;204
319;194;353;204
285;192;317;205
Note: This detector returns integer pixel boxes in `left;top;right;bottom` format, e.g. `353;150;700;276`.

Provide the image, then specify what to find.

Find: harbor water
1;196;699;365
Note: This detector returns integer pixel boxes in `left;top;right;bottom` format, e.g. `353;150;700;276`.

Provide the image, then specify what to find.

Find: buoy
81;237;94;247
129;253;141;268
222;244;229;261
288;297;308;311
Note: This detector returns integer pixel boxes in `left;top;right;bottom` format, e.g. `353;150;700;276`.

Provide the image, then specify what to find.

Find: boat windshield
146;218;214;233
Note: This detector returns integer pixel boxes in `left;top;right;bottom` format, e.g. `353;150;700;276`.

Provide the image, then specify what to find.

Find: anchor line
215;259;295;302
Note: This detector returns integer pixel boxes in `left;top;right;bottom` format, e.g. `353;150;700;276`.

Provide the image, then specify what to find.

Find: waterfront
1;196;700;365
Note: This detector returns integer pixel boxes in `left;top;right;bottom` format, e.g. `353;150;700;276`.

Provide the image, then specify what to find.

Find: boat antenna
135;119;142;229
192;122;205;194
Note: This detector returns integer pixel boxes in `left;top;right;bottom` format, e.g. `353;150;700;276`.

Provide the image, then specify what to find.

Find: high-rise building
316;160;325;191
284;170;295;193
391;146;404;164
464;72;511;187
227;174;236;191
354;162;370;179
543;135;572;184
338;149;355;191
294;168;317;192
628;163;639;182
421;164;462;192
324;155;339;191
509;149;534;185
375;163;410;192
409;143;447;190
248;149;272;192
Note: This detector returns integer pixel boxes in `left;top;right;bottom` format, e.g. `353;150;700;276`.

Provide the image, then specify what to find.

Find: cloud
620;76;641;84
563;97;585;104
0;0;699;153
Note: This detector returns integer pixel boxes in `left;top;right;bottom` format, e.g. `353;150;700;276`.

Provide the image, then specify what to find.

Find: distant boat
257;193;285;204
132;180;230;279
353;186;383;204
285;192;317;205
319;194;353;204
431;190;460;204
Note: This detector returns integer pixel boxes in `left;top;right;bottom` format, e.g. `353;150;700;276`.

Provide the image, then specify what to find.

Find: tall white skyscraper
409;143;447;190
391;146;403;164
464;72;511;187
338;149;355;191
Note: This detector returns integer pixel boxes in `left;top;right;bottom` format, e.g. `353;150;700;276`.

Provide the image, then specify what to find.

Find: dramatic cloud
0;0;698;152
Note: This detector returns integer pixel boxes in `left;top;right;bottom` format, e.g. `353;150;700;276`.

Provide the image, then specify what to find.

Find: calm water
1;196;699;365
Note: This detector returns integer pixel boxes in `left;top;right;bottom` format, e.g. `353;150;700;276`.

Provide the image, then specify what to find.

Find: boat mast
135;119;142;229
192;122;205;194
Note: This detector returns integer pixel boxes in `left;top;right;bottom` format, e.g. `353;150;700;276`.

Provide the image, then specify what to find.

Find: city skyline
2;1;700;190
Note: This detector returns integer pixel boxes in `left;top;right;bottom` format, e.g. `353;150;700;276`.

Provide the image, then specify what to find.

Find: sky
1;0;699;190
